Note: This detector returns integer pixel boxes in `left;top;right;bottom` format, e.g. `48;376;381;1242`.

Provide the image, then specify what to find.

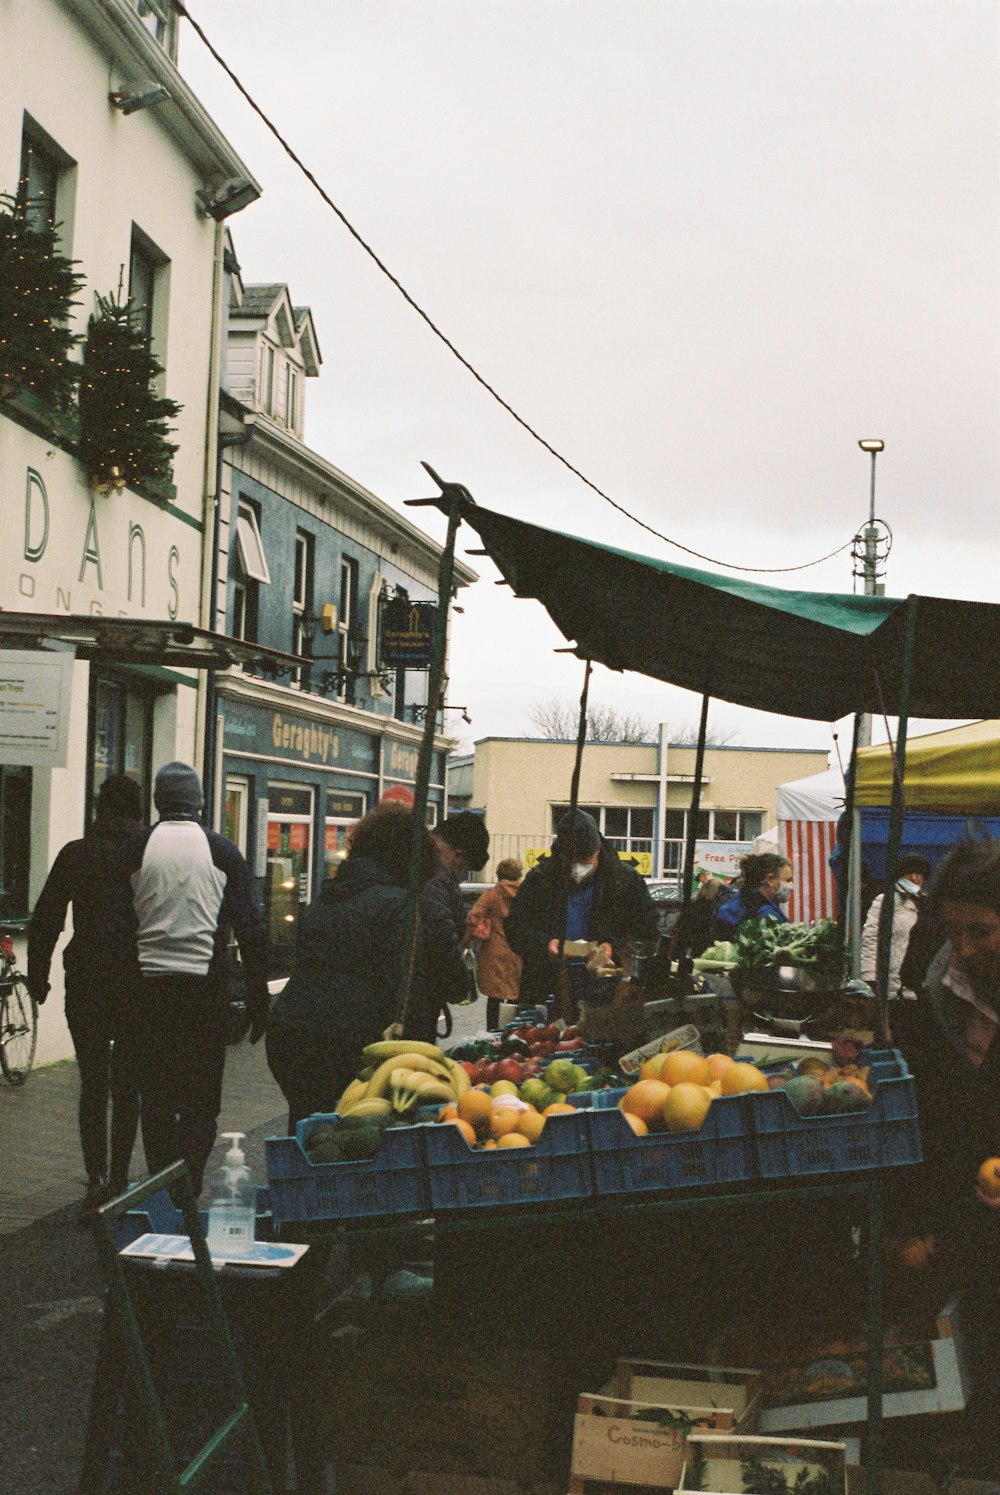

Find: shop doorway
265;785;314;978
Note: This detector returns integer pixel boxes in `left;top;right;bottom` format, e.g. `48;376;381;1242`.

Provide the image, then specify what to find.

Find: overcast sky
179;0;1000;759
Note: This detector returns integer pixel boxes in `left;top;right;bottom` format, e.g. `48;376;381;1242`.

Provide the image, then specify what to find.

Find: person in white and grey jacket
860;853;933;1000
122;762;268;1196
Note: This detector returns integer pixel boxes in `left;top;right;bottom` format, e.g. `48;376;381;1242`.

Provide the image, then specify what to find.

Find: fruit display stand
422;1106;591;1210
266;1114;430;1231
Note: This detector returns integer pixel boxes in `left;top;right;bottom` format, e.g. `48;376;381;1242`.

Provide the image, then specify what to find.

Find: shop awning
0;613;302;673
855;718;1000;814
449;500;1000;722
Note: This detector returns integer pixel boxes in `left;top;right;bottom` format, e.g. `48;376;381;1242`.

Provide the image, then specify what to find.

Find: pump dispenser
206;1132;255;1257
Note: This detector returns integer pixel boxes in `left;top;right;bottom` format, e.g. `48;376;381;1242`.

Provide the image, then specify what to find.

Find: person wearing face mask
713;852;793;939
505;809;659;1016
859;854;932;1000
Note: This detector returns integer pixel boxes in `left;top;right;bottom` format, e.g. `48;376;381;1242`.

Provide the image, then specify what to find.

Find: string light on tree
0;181;83;407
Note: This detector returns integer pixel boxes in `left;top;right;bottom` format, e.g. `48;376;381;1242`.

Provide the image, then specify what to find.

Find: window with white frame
285;365;299;429
337;556;358;702
233;500;270;642
291;529;313;685
260;342;275;414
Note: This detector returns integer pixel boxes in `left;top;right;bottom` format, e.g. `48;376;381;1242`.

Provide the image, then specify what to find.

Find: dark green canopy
452;500;1000;722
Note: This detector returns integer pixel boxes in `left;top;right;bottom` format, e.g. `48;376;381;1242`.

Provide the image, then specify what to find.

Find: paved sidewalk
0;1038;287;1234
0;998;491;1233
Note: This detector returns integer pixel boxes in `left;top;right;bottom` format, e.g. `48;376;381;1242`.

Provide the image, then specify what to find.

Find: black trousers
65;986;141;1189
265;1023;357;1133
136;975;228;1197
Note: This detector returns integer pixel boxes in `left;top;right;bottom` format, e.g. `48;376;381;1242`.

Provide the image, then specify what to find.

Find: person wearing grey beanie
122;761;268;1196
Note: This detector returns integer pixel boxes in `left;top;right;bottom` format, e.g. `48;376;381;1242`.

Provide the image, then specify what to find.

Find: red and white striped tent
776;767;845;924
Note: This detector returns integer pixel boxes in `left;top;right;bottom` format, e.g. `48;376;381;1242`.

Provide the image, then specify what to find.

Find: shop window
87;672;152;819
713;810;738;840
222;777;250;854
740;811;764;839
0;766;32;919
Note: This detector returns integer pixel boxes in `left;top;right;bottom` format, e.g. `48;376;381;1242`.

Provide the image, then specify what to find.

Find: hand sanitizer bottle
206;1132;255;1258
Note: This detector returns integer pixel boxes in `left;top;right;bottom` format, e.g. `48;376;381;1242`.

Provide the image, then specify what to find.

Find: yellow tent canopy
855;719;1000;814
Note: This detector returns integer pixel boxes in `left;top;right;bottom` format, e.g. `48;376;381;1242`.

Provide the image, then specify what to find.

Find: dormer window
285;365;299;430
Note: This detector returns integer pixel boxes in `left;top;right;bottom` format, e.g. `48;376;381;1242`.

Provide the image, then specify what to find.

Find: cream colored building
448;733;829;883
1;0;260;1063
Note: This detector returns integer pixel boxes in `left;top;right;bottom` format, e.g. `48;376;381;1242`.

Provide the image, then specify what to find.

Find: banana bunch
336;1039;470;1119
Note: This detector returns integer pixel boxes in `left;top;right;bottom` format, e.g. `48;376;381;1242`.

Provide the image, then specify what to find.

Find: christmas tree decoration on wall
78;288;181;493
0;187;84;407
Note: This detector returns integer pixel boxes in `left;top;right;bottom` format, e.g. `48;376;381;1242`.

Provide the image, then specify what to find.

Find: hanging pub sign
381;597;437;669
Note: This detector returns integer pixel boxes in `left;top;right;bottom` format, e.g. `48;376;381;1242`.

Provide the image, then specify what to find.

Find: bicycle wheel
0;977;37;1084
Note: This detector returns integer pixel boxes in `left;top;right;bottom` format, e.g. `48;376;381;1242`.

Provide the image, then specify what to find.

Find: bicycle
0;923;37;1084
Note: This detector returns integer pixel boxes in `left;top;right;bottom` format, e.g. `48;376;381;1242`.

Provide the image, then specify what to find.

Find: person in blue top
714;851;793;939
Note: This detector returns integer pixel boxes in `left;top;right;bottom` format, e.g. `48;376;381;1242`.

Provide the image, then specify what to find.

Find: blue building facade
214;270;474;974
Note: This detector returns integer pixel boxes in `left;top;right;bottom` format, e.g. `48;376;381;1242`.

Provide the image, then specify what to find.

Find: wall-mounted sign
222;702;378;774
381;598;437;669
0;649;75;767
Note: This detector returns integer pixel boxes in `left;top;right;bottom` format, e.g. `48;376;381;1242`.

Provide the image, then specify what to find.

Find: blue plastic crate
581;1088;757;1195
749;1048;922;1179
265;1115;429;1227
423;1110;593;1210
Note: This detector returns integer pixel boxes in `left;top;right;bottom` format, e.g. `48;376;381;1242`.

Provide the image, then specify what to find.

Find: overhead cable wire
178;2;856;577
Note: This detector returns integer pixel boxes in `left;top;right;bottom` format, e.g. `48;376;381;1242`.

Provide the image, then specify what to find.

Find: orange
660;1050;711;1087
662;1083;712;1133
458;1088;493;1132
621;1079;672;1127
515;1109;546;1143
497;1132;532;1149
448;1117;477;1146
977;1157;1000;1200
705;1053;735;1081
719;1062;769;1096
488;1107;522;1140
620;1111;649;1137
896;1234;935;1270
638;1053;667;1082
482;1138;498;1150
543;1102;576;1116
438;1104;459;1122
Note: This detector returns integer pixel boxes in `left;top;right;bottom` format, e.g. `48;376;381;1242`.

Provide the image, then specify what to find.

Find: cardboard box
759;1298;969;1431
611;1360;762;1431
569;1361;761;1495
677;1433;847;1493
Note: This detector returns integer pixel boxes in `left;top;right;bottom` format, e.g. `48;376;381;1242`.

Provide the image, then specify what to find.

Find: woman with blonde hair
465;858;524;1029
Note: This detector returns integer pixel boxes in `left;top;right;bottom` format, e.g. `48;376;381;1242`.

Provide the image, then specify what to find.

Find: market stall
775;766;844;924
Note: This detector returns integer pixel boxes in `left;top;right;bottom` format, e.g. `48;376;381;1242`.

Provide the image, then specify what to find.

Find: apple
977;1156;1000;1202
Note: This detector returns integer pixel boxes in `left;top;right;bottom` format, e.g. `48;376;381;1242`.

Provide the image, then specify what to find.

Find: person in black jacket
411;813;491;1042
267;807;439;1129
28;774;144;1209
506;809;659;1016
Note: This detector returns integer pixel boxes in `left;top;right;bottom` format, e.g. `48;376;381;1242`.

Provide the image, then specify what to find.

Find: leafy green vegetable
735;917;843;975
